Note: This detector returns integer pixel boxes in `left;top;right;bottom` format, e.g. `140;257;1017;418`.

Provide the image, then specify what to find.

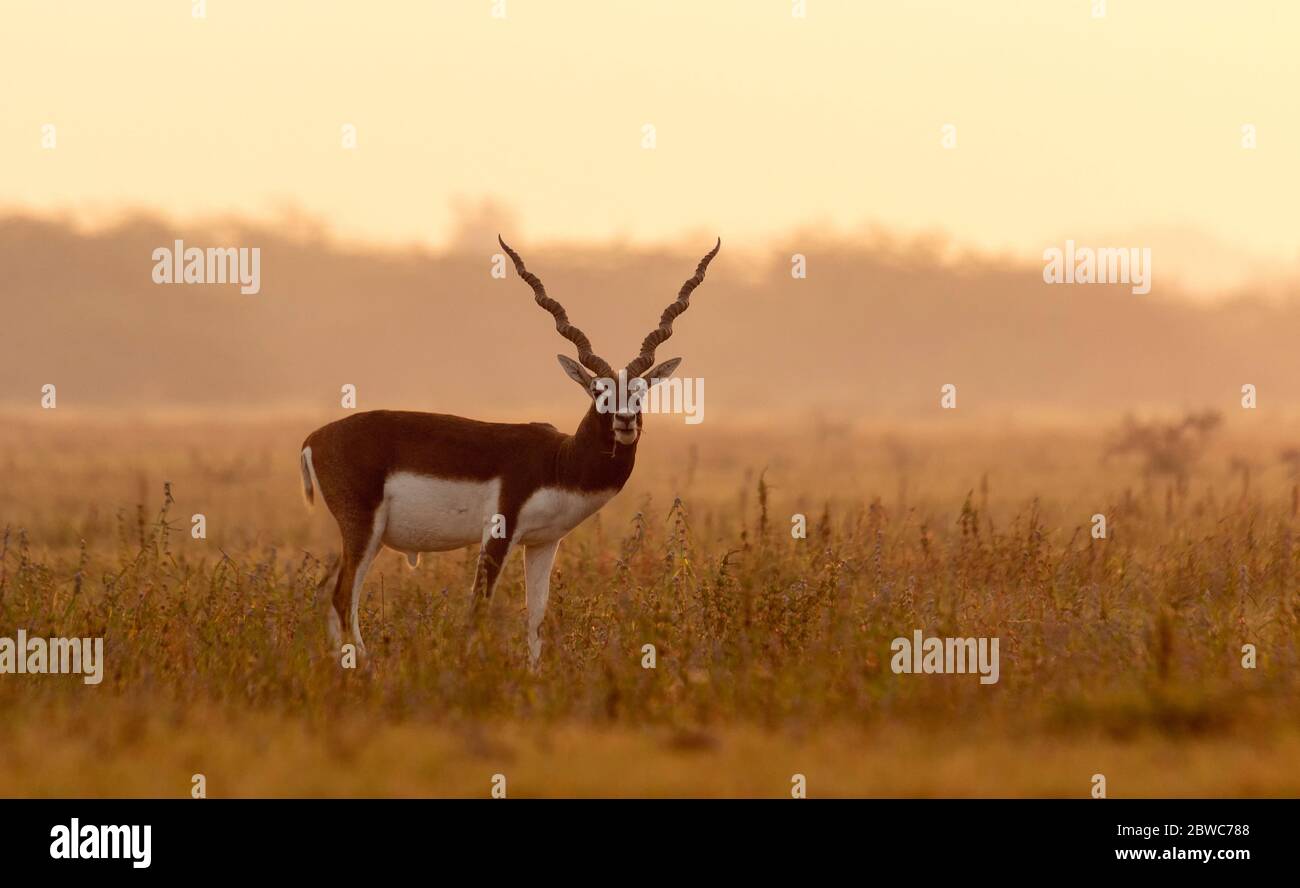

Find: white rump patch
300;446;322;508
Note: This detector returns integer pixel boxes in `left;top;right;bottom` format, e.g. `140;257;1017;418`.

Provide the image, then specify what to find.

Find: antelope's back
302;410;563;508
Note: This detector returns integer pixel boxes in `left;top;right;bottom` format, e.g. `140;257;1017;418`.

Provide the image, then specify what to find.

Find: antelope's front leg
523;541;560;667
470;525;515;610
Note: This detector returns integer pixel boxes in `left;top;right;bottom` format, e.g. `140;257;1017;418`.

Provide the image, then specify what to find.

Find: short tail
300;446;319;508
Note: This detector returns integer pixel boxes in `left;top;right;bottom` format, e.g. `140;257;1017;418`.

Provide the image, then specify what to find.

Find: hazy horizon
5;207;1299;418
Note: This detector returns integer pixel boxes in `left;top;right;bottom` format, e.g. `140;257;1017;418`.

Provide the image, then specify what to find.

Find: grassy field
1;409;1299;797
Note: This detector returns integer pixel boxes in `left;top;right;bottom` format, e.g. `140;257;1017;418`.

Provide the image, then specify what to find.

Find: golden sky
2;1;1297;292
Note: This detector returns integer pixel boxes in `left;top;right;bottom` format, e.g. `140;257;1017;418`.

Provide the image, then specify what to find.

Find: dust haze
5;209;1298;421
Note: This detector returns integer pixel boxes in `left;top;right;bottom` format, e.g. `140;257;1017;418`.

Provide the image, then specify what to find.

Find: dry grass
1;410;1299;797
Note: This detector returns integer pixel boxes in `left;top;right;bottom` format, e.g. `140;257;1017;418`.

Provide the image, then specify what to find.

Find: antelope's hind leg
330;504;388;658
319;558;343;649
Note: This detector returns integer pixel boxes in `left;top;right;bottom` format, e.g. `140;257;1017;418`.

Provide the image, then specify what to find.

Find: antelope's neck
556;411;636;492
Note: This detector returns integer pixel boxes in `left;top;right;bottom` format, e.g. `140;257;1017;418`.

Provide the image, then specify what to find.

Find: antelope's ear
642;357;682;387
557;354;595;392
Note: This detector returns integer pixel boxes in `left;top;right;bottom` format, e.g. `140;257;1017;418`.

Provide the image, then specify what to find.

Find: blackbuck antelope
300;236;720;664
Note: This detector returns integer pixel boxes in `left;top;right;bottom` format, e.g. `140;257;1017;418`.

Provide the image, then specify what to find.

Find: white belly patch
382;473;501;553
